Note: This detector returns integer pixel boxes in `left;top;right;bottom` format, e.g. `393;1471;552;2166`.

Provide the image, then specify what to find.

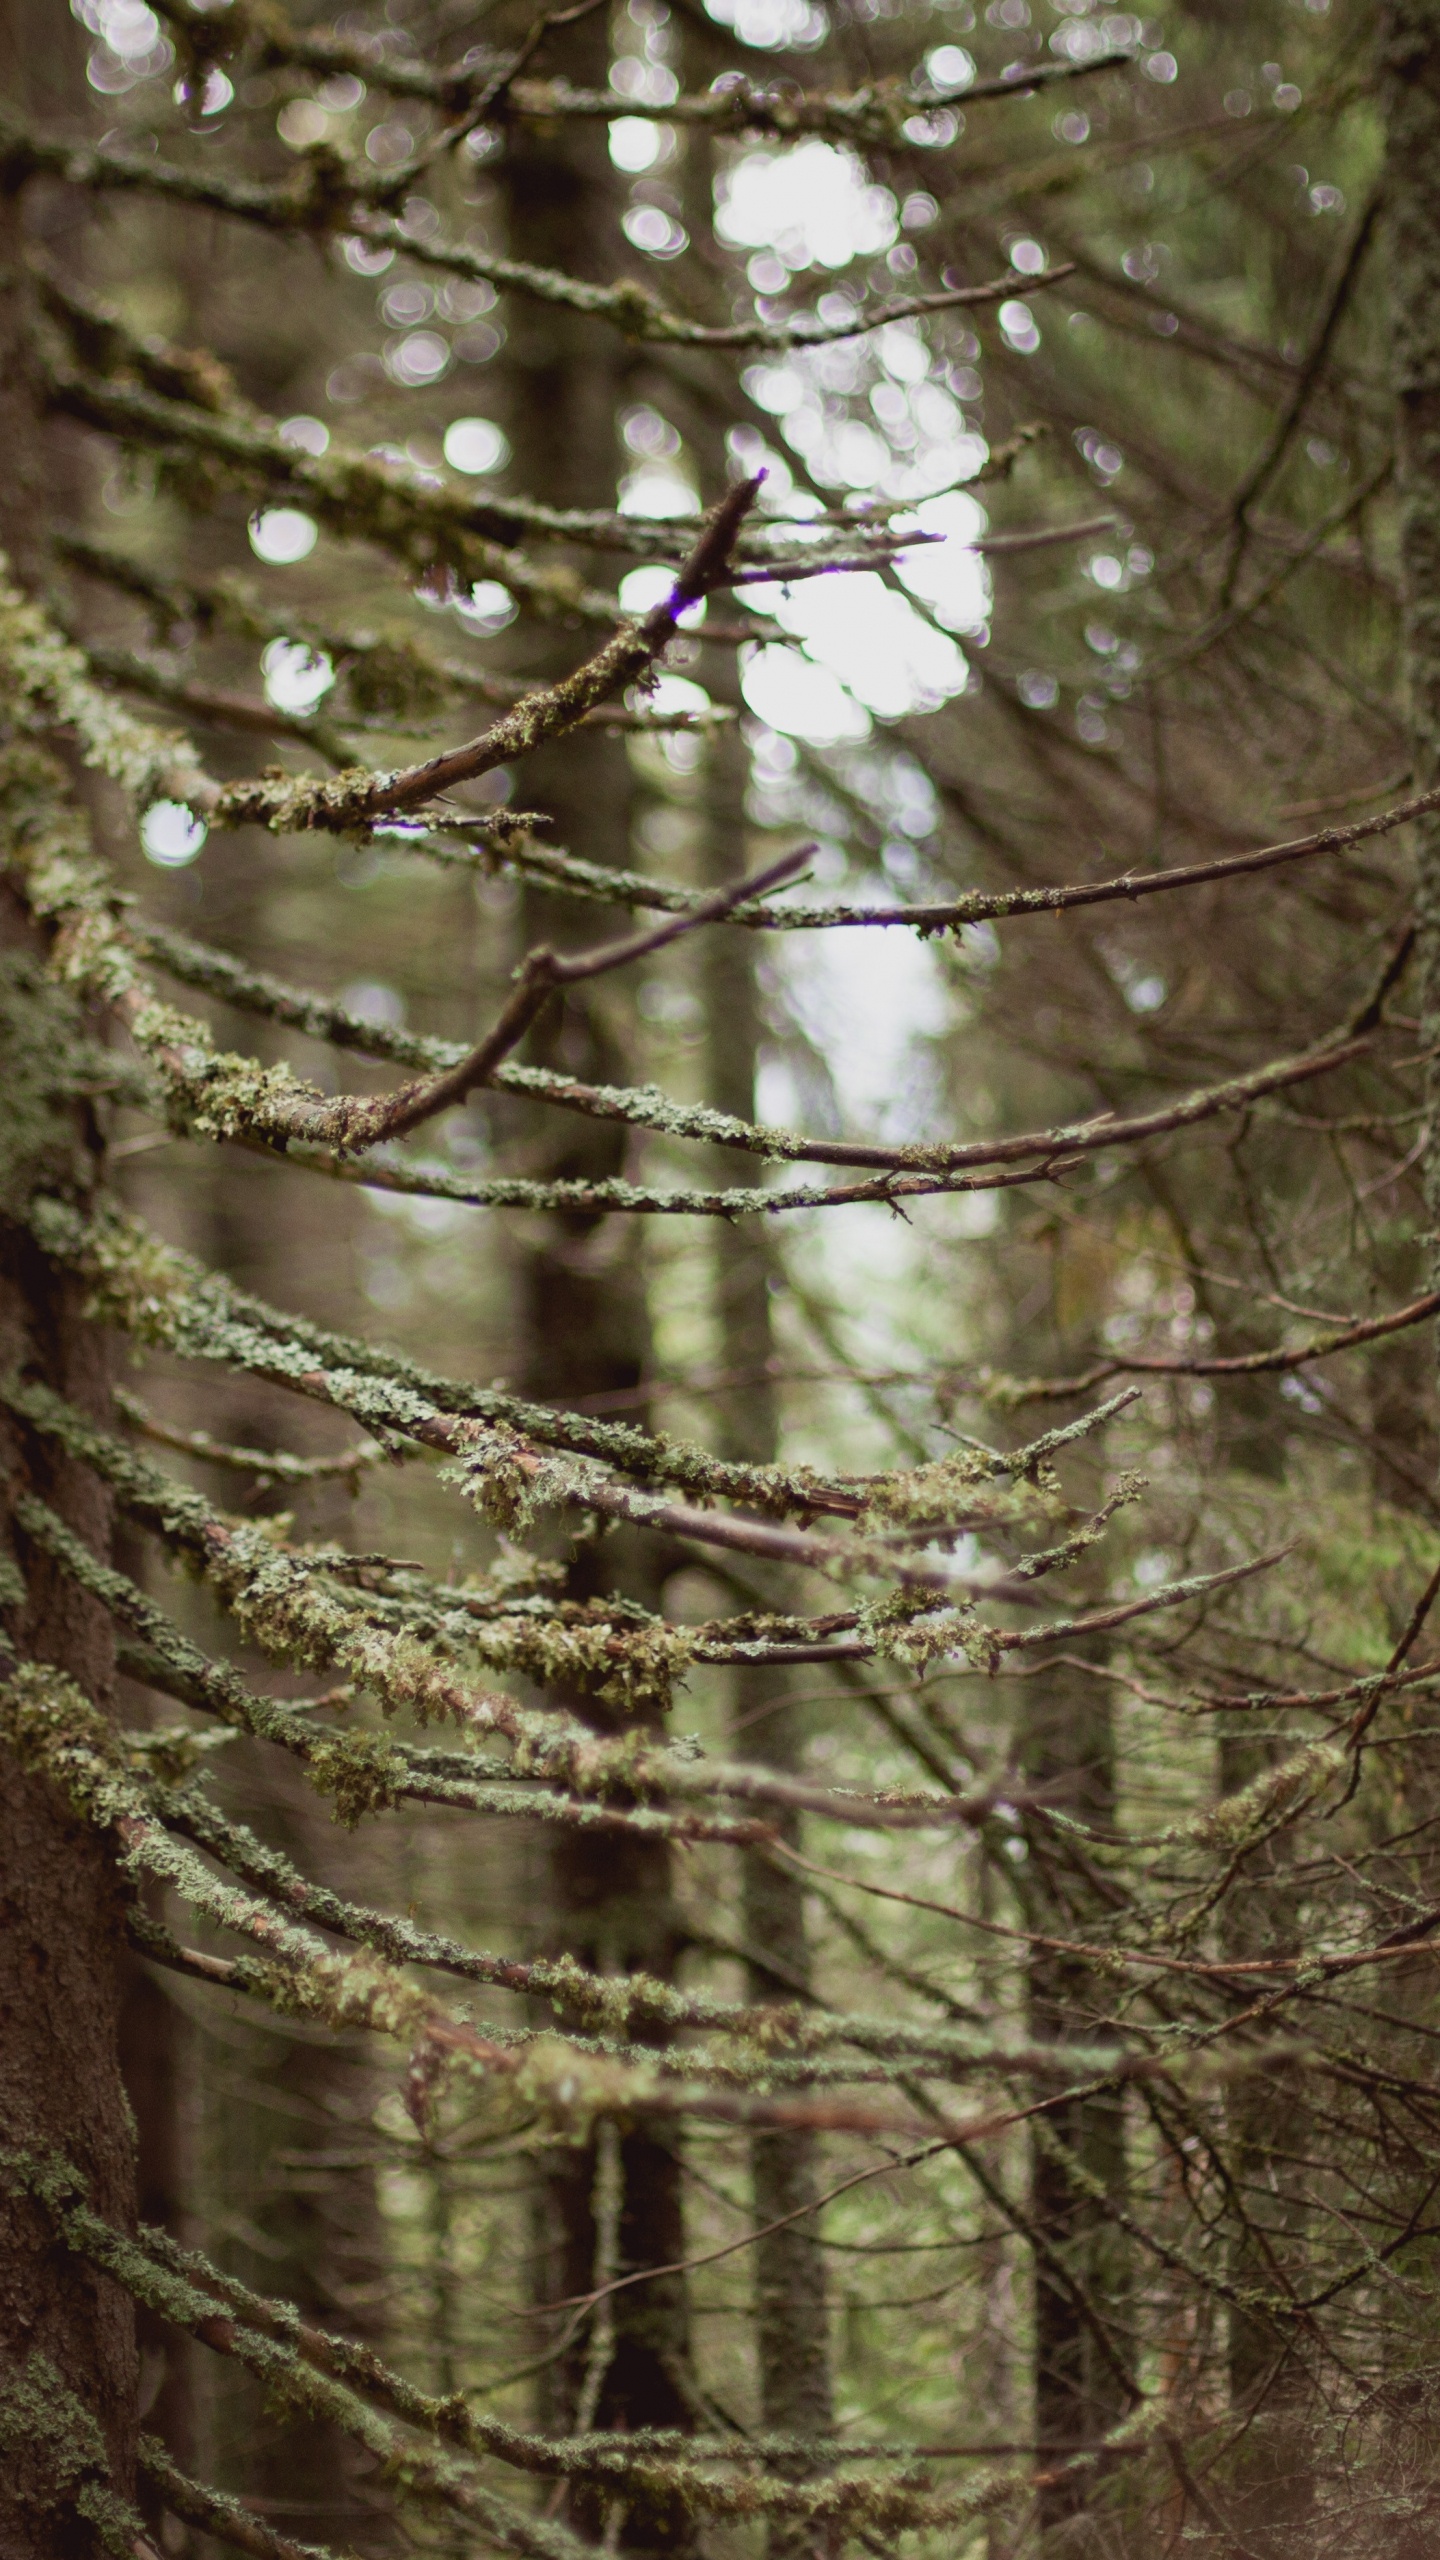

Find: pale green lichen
0;2349;149;2557
856;1590;996;1673
0;1662;124;1812
0;551;209;810
306;1727;410;1824
1168;1741;1349;1854
27;1193;870;1525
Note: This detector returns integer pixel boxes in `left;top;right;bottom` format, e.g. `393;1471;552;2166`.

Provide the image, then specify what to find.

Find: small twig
1333;1552;1440;1810
112;1387;391;1487
211;475;765;833
354;845;810;1146
980;1287;1440;1406
975;513;1119;556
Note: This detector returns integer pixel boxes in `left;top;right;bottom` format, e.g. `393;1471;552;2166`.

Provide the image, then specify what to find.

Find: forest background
3;1;1440;2557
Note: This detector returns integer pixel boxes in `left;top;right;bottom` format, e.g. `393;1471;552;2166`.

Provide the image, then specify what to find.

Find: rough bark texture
0;85;139;2542
116;1871;197;2532
501;23;698;2543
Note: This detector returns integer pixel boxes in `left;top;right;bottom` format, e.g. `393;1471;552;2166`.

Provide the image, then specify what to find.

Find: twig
209;475;766;833
337;843;810;1147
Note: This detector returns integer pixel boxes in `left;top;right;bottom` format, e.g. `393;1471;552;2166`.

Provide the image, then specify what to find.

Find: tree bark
499;25;698;2542
194;877;393;2553
1385;3;1440;1264
0;88;138;2541
1373;18;1440;2547
699;725;836;2529
1020;1654;1131;2540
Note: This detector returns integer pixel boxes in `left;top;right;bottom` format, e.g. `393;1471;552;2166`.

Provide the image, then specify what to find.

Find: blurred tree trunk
699;722;836;2534
1373;17;1440;2545
116;1831;198;2540
191;851;393;2553
1386;3;1440;1251
501;23;698;2543
0;9;139;2538
1213;1378;1312;2538
1020;1651;1132;2537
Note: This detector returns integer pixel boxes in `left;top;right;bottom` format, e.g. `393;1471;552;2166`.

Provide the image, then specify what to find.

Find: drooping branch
55;528;740;729
38;282;919;573
301;843;814;1148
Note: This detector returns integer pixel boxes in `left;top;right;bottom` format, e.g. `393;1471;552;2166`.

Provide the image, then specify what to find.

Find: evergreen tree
6;4;1440;2557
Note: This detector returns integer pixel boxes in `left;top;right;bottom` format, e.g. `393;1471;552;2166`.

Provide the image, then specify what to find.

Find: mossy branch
9;2152;1164;2533
11;115;1068;353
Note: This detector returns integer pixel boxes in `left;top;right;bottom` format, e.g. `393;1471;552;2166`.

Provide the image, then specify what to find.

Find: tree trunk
0;88;138;2541
1373;18;1440;2547
1020;1654;1131;2539
1386;4;1440;1266
699;725;836;2526
500;30;697;2542
194;869;393;2553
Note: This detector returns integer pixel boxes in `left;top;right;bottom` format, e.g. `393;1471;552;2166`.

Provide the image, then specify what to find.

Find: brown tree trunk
1371;20;1440;2548
1020;1655;1131;2539
499;23;698;2540
116;1868;197;2530
191;862;393;2553
0;76;139;2538
1385;0;1440;1185
699;727;836;2530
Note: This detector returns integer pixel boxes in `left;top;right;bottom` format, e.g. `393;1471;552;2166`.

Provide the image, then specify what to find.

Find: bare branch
980;1289;1440;1405
434;778;1440;933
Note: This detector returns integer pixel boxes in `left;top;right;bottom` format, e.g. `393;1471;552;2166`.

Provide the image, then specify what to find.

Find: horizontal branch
445;778;1440;931
13;1484;762;1832
154;0;1130;127
116;895;1396;1195
494;53;1132;134
974;512;1119;556
138;2442;338;2560
226;1013;1386;1210
26;1197;862;1521
42;279;921;574
154;1780;1104;2065
43;357;635;630
12;116;1069;352
14;2165;1115;2537
307;845;812;1146
111;1386;392;1486
984;1289;1440;1406
379;214;1071;351
992;1543;1291;1656
78;634;355;766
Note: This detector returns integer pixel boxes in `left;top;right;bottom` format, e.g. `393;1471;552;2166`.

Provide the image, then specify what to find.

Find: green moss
0;2350;109;2482
1176;1741;1348;1854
